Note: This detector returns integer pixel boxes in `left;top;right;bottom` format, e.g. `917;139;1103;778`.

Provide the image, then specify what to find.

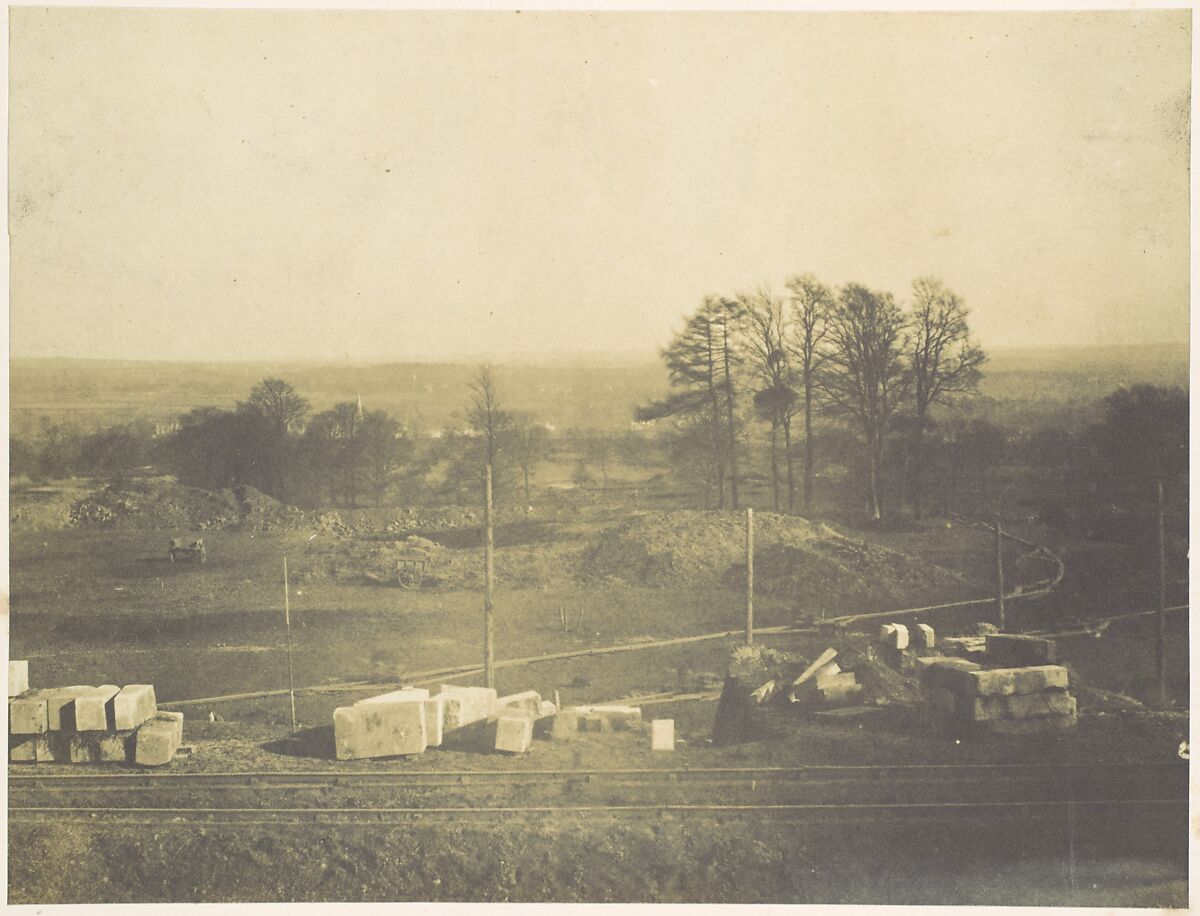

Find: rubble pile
579;511;966;609
8;661;183;766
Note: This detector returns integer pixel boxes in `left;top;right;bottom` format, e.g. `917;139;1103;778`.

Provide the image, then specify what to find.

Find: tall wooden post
1156;481;1167;708
484;463;495;689
745;507;754;645
283;556;297;732
994;511;1005;632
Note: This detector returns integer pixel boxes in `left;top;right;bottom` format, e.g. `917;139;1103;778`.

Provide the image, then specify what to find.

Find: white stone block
9;694;49;735
651;719;675;751
913;624;936;649
113;685;158;730
333;702;426;760
436;685;497;730
8;660;29;697
494;714;533;753
74;685;120;732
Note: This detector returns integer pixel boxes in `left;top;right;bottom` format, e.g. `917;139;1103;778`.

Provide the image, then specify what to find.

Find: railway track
10;762;1188;826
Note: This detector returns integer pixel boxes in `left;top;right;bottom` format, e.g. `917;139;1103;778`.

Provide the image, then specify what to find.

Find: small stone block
333;702;426;760
651;719;675;751
9;695;49;735
113;685;158;730
494;714;534;753
890;624;910;650
913;624;936;649
74;685;120;732
134;719;179;767
538;700;557;718
8;661;29;697
879;624;896;642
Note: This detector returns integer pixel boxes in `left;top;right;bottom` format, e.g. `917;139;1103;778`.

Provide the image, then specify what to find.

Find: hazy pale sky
9;8;1191;361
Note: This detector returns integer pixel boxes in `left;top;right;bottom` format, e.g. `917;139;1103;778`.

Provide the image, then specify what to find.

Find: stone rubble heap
8;661;183;766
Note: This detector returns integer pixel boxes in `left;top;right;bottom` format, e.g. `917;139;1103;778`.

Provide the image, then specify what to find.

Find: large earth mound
579;510;968;609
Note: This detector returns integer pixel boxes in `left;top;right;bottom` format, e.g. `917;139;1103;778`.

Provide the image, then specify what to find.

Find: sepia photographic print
5;4;1192;908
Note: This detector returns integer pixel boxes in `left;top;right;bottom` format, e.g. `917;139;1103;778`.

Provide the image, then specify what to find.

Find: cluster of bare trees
639;275;986;521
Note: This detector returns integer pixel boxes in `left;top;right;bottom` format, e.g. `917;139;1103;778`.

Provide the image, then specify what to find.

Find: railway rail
10;762;1188;826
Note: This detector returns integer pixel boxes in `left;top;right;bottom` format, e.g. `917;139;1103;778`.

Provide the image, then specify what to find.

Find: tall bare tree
742;287;798;512
906;277;986;516
638;296;743;508
466;364;513;499
785;273;833;514
822;283;910;521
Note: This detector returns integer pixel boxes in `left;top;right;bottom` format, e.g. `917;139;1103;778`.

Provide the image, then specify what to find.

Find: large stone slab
44;686;96;731
75;685;120;732
924;686;958;717
550;705;642;740
8;660;29;697
114;685;158;730
38;734;71;763
333;702;427;760
9;693;50;735
356;688;431;705
957;666;1069;698
986;634;1057;666
435;685;497;730
651;719;675;751
918;658;982;691
494;713;534;753
960;690;1076;722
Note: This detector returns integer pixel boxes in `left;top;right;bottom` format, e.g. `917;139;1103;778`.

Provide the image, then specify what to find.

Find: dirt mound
67;479;242;530
579;510;967;607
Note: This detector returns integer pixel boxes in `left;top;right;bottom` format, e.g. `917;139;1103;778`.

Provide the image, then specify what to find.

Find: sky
8;8;1191;362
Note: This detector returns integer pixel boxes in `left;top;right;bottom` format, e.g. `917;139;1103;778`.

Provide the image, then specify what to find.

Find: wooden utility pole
745;507;754;644
282;556;297;732
483;463;495;689
1156;481;1167;708
994;511;1005;631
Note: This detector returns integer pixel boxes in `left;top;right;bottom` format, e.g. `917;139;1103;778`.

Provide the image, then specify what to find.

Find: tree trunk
866;428;882;521
783;415;795;514
769;420;780;512
803;372;815;513
523;466;531;506
911;411;927;519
